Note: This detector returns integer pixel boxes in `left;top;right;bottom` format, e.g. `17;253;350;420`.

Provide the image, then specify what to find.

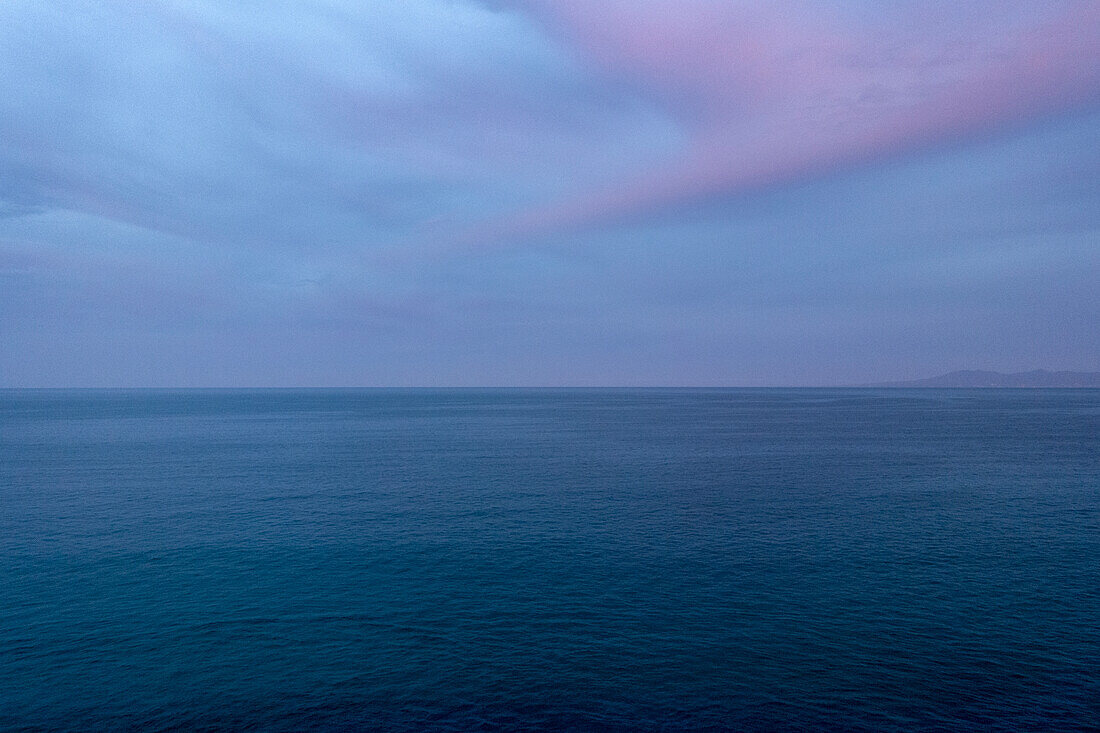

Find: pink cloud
470;0;1100;244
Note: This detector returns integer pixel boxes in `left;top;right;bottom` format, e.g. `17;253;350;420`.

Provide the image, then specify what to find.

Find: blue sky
2;0;1098;386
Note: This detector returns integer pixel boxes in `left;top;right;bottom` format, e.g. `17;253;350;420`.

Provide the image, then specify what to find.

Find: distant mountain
872;369;1100;388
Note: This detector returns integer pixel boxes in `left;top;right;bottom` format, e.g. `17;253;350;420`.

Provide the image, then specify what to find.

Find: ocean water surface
1;389;1098;730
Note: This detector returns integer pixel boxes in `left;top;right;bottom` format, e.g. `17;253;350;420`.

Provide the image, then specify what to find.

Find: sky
2;0;1099;386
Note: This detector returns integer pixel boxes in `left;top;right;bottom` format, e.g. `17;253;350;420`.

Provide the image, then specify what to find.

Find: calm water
1;389;1098;731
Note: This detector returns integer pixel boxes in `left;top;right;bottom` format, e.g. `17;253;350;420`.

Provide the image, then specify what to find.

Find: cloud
0;0;672;251
472;0;1100;243
1;1;1097;386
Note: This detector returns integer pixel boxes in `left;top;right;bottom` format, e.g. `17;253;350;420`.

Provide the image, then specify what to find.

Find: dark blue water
2;389;1098;731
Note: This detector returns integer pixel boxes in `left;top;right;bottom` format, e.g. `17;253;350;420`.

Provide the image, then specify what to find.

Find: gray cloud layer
2;1;1098;385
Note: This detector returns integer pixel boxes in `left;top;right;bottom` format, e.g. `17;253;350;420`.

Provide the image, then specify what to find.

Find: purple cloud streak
471;1;1100;244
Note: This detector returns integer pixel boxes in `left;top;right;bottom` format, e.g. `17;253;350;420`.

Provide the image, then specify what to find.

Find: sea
1;389;1098;731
